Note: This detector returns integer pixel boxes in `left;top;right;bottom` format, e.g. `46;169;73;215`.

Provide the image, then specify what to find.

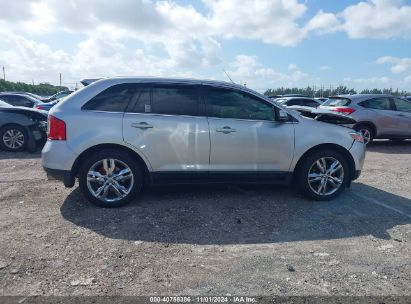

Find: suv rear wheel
78;149;143;207
297;150;349;201
355;125;373;145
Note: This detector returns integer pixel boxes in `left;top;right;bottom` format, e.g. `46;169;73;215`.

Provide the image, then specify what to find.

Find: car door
204;85;295;177
359;97;398;136
123;83;210;174
392;97;411;136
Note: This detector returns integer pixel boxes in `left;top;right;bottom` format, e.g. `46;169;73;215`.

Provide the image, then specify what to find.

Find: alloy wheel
359;128;371;145
2;129;25;150
307;157;344;196
86;158;134;203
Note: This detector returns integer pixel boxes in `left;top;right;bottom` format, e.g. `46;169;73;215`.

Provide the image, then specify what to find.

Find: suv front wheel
78;149;143;207
297;150;349;201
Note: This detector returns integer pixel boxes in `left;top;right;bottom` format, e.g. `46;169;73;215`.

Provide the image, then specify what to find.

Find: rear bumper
43;166;75;188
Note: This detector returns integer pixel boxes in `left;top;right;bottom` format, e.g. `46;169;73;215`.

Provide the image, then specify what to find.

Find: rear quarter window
82;83;138;112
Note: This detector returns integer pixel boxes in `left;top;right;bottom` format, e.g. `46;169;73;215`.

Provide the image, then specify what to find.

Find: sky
0;0;410;92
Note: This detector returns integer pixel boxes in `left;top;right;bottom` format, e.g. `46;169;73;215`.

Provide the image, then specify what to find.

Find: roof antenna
223;69;235;84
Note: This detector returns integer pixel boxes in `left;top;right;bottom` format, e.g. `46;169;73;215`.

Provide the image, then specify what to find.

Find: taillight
35;105;45;110
331;107;356;115
349;132;364;143
48;115;66;140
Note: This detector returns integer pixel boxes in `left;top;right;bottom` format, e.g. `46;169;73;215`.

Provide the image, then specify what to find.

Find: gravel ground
0;141;410;296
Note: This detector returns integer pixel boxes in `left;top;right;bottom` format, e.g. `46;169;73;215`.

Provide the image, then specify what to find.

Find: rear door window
129;87;151;113
151;85;200;116
360;98;391;110
82;83;138;112
322;98;351;107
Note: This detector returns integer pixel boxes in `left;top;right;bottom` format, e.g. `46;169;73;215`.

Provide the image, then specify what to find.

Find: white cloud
319;66;331;71
0;0;410;90
305;10;341;34
376;56;411;73
204;0;308;47
341;0;411;39
288;64;298;70
227;55;311;90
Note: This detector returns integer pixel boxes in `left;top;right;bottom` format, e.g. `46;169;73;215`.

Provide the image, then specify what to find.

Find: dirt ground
0;141;410;296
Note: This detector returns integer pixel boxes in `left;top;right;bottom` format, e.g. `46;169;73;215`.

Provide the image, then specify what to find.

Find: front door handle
131;122;153;129
216;126;236;134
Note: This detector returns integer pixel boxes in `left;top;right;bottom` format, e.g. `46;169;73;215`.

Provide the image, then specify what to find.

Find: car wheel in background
78;149;143;208
355;125;373;145
0;125;27;152
297;150;349;201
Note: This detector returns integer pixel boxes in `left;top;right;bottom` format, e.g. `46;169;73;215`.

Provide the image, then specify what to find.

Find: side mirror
275;108;290;122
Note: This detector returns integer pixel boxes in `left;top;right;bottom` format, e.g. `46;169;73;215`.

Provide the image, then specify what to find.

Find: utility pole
2;66;5;81
59;73;62;88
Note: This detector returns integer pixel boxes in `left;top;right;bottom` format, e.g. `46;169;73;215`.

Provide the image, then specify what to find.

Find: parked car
275;97;321;108
0;99;47;152
1;91;44;100
405;96;411;102
42;77;365;207
0;93;49;110
267;95;282;99
319;94;411;144
34;100;58;112
315;97;328;103
41;90;73;103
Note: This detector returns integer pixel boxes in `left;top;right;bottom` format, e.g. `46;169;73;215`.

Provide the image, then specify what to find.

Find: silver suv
320;94;411;144
42;78;365;207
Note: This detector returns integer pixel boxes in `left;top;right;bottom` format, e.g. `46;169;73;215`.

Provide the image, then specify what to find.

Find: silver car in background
320;94;411;144
42;77;365;208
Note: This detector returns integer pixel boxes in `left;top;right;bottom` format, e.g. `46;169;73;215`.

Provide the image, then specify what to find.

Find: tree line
0;80;68;96
264;86;411;97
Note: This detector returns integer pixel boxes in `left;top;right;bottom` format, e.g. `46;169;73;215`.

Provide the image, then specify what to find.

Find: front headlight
349;132;364;143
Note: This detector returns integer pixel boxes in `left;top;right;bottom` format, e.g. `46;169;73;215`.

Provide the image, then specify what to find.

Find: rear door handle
131;122;153;129
216;126;236;134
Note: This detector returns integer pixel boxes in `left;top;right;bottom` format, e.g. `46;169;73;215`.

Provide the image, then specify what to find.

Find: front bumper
349;140;366;179
352;170;361;181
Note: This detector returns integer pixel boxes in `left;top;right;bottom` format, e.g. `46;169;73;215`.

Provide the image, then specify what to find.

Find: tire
0;125;28;152
78;149;143;208
355;125;373;145
296;149;350;201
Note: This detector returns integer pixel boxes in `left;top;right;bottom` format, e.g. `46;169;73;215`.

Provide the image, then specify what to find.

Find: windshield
321;97;351;107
